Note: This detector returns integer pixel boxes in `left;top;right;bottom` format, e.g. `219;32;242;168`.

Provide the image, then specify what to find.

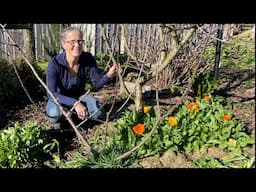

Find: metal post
214;24;224;78
34;24;38;61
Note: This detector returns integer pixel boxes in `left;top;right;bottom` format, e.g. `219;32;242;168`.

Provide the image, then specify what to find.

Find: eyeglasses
64;40;85;45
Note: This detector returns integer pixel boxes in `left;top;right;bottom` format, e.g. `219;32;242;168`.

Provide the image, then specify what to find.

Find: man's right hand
74;101;88;120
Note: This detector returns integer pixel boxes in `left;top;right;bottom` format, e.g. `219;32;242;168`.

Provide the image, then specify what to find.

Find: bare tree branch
0;46;35;104
99;24;130;97
152;25;197;76
0;24;97;156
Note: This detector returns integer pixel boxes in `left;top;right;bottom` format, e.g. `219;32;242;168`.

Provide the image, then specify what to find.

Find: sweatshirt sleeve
86;53;112;89
90;67;112;89
46;60;77;106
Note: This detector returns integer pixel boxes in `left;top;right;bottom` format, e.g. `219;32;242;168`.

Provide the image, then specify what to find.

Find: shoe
49;123;63;134
52;122;74;133
53;123;61;129
46;127;62;138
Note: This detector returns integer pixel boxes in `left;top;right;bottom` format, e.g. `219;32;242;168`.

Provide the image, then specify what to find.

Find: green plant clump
0;122;58;168
111;95;254;158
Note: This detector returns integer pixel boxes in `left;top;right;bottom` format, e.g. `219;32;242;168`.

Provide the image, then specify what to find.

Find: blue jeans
46;95;104;123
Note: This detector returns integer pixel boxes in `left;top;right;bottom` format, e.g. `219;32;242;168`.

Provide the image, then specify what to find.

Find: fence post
214;24;224;78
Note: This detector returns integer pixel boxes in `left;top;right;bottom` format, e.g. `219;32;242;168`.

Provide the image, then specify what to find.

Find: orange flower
204;95;211;101
187;102;194;110
194;104;199;112
187;102;199;112
168;117;178;126
222;114;231;121
143;106;151;113
132;123;145;135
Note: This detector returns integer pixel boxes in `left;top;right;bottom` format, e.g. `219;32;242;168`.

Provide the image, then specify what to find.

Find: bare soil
2;64;255;168
1;29;255;168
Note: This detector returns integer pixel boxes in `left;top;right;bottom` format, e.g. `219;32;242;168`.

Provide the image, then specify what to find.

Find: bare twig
0;24;96;156
197;24;233;44
115;80;194;161
153;25;198;76
115;48;202;161
0;47;35;105
99;24;130;97
115;62;162;161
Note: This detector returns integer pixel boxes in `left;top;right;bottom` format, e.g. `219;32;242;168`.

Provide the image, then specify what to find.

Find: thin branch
116;64;162;161
0;41;18;46
152;26;197;77
99;24;129;97
197;24;233;44
0;24;96;156
121;25;148;65
115;73;195;161
10;59;35;105
0;47;35;105
115;40;203;161
155;60;161;118
142;25;152;62
115;63;145;115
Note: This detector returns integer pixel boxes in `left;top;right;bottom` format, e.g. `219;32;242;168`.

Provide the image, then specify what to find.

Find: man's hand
106;63;122;78
74;101;88;120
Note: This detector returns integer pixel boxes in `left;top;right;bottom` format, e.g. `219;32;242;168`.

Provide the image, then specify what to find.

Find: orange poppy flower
168;117;178;126
132;123;145;135
222;114;231;121
187;102;194;110
204;95;211;101
187;102;199;112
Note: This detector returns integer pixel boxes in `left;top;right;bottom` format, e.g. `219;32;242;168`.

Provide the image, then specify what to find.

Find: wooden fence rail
0;24;248;62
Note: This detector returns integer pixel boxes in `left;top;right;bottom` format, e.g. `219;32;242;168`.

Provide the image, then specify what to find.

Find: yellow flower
143;106;151;113
132;123;145;135
168;117;178;126
228;138;237;147
53;154;60;163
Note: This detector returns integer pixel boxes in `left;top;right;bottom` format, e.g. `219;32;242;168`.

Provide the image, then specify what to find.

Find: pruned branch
0;24;97;156
0;46;35;105
152;25;198;76
99;24;130;97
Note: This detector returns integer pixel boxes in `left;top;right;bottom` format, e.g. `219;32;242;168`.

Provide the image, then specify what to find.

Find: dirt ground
1;30;255;168
2;64;255;168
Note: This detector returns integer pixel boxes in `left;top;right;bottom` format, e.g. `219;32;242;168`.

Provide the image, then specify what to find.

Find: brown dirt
1;53;255;168
2;68;254;168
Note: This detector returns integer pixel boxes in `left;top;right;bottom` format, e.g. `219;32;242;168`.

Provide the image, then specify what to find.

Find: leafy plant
0;122;59;168
193;153;255;168
0;59;21;102
169;84;183;95
192;158;227;168
111;95;254;160
60;145;138;168
192;71;219;99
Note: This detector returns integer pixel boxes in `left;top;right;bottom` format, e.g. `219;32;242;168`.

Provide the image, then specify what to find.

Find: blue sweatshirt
46;51;111;106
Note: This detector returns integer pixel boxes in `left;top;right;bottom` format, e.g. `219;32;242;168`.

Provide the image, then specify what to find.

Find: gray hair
60;27;83;41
